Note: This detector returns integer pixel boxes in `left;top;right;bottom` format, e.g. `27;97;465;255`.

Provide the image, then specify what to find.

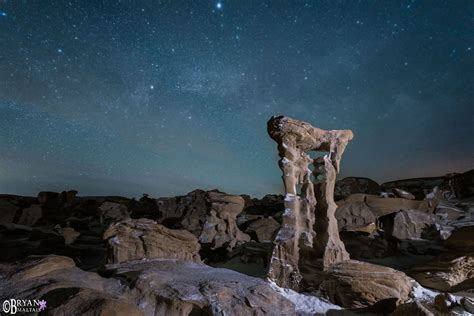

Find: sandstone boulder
364;194;430;216
99;201;129;224
301;260;413;309
157;190;250;251
198;191;251;250
244;217;280;242
379;209;438;240
335;201;376;231
103;218;201;263
410;254;474;291
0;255;140;316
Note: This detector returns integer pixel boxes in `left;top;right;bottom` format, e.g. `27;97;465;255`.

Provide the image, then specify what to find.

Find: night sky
0;1;473;198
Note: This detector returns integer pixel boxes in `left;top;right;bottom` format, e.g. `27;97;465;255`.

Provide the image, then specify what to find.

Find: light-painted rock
393;188;416;200
103;218;201;263
266;116;352;290
103;259;296;316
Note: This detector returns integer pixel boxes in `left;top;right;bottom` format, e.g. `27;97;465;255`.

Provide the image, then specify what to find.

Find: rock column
267;116;352;289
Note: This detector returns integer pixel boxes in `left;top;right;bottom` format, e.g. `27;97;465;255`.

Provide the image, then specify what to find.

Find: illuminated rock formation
267;115;353;289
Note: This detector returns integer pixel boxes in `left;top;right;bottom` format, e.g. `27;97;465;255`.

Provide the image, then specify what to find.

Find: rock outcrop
103;218;201;263
379;209;438;240
301;260;413;309
0;255;299;316
104;259;296;316
334;177;381;201
265;116;418;309
363;194;431;216
335;200;376;231
411;254;474;291
157;190;250;252
244;217;280;242
99;201;130;224
266;116;352;289
198;191;251;250
445;226;474;253
393;188;416;200
0;255;141;316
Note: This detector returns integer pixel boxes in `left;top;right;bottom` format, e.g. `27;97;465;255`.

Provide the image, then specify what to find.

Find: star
216;2;222;10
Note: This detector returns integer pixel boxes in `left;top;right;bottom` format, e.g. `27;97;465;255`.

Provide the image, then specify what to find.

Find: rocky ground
0;169;473;315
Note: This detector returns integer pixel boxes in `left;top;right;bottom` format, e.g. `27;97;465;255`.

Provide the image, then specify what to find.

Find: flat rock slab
103;258;296;316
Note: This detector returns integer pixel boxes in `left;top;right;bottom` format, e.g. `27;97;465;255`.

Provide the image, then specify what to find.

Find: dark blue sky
0;1;473;198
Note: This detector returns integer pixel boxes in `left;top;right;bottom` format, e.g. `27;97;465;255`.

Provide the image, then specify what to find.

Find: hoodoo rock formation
266;115;352;289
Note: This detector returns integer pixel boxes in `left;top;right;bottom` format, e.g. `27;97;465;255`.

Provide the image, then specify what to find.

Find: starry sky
0;1;473;198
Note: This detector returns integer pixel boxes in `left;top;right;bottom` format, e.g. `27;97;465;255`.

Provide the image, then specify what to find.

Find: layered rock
363;194;431;216
199;191;251;250
266;116;351;289
104;259;296;316
0;255;299;316
103;218;201;263
157;190;250;251
0;255;141;316
410;254;474;291
300;260;413;309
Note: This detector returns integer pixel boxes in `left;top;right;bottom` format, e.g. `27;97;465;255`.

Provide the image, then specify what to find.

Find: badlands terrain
0;117;473;315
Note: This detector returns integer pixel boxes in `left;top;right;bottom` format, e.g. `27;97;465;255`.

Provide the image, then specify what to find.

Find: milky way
0;1;473;197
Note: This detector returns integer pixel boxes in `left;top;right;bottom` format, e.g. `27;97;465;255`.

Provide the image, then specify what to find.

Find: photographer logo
2;299;47;314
